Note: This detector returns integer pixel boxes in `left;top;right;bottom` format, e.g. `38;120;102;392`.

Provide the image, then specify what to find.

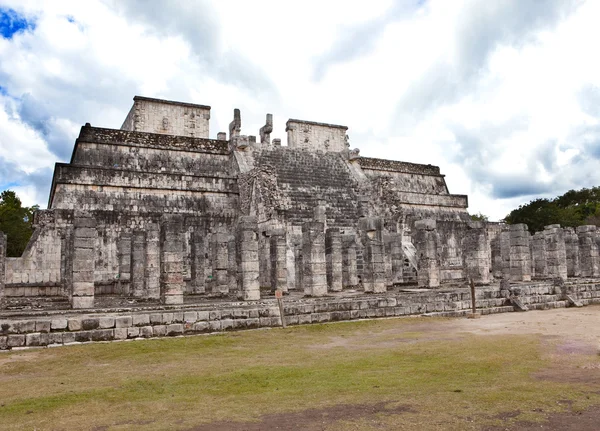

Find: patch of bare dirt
486;404;600;431
186;402;413;431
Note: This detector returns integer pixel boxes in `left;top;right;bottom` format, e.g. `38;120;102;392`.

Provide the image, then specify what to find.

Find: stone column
302;221;327;296
294;242;304;291
0;232;6;309
341;234;358;287
236;216;260;300
359;217;386;293
325;228;343;292
270;230;287;292
259;233;270;289
145;224;160;299
383;234;393;288
190;228;205;294
160;217;184;305
130;229;146;297
117;231;131;295
390;235;404;285
577;225;600;277
564;228;580;278
212;231;229;295
462;222;490;284
509;224;531;282
531;232;547;279
59;226;73;298
413;219;440;288
500;228;511;280
71;216;96;309
544;224;567;281
228;235;237;293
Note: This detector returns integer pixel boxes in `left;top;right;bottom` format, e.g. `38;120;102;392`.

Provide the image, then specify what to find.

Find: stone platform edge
2;282;600;350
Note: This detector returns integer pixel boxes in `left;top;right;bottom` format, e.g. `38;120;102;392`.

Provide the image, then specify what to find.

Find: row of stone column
65;215;263;309
413;220;491;287
530;224;600;280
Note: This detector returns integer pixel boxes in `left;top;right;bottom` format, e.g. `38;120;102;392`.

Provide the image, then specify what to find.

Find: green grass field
1;316;599;430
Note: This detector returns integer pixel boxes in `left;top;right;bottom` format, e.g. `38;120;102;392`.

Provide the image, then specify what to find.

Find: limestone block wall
358;157;470;223
71;144;232;178
121;96;210;138
285;119;347;152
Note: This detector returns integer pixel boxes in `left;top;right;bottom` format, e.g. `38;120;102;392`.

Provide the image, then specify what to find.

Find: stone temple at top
1;96;598;314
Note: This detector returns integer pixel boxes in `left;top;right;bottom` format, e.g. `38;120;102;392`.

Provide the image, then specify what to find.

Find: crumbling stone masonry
1;95;600;335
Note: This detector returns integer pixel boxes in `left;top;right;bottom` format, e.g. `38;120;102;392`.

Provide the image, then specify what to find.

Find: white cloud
0;0;599;222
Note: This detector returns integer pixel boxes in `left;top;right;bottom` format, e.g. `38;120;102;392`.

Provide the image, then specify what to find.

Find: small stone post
0;232;6;309
160;217;184;305
509;224;531;282
131;229;146;297
190;228;205;294
270;229;287;292
236;216;260;300
577;225;600;277
71;216;96;309
462;222;490;284
413;219;440;288
564;228;580;278
544;224;567;281
302;221;327;296
145;224;160;299
359;217;386;293
341;234;358;287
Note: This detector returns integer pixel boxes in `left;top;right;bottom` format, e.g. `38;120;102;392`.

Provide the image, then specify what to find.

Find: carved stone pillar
160;217;184;305
462;222;490;284
212;231;229;295
531;232;547;279
145;224;160;299
509;224;531;282
564;228;580;278
0;232;6;309
325;228;343;292
413;219;440;288
544;224;567;281
341;234;358;287
359;217;386;293
190;228;205;294
270;230;287;292
577;225;600;277
71;216;96;309
131;229;146;297
236;216;260;300
302;221;327;297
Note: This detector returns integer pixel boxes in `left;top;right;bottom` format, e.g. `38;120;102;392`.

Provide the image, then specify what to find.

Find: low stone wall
2;281;600;350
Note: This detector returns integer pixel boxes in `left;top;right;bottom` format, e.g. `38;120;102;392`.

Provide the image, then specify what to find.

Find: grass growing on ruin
1;317;599;430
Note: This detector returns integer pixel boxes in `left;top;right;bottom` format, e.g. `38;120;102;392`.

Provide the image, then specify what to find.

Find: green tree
504;187;600;234
469;212;489;222
0;190;37;257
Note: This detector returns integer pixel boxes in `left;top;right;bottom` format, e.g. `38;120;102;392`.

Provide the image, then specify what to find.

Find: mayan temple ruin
1;96;599;349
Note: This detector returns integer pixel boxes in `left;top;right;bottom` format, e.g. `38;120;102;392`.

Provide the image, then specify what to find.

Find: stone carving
260;113;273;144
229;108;241;139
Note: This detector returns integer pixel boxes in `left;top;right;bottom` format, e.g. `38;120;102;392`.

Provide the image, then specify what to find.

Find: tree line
0;190;38;257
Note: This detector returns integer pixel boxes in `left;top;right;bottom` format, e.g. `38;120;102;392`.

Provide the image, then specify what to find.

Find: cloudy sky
0;0;599;220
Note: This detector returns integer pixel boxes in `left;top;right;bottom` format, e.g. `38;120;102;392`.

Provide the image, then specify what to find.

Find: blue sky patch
0;8;35;39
